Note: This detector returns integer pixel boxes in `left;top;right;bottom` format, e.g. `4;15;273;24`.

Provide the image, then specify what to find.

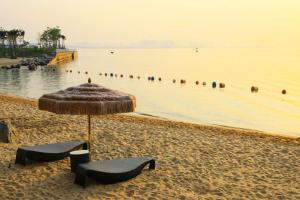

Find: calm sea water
1;48;300;137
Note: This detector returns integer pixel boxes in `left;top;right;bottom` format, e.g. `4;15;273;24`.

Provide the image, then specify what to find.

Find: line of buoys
64;71;287;95
251;86;259;93
212;81;217;88
219;83;225;88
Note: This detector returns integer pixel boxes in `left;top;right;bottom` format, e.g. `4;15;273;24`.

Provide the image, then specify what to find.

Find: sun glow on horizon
1;0;300;48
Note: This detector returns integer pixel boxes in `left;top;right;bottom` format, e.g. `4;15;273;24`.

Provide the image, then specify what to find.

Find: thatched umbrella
38;78;136;151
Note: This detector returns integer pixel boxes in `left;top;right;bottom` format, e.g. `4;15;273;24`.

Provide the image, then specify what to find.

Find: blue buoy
212;81;217;88
151;76;155;81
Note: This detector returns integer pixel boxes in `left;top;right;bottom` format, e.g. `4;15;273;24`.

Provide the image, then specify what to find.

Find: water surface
1;48;300;137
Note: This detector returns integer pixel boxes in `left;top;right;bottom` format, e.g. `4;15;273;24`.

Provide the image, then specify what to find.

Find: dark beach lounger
15;140;88;166
75;156;155;187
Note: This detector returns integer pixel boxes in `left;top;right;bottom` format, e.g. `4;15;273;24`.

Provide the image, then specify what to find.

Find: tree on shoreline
39;26;66;49
0;28;26;58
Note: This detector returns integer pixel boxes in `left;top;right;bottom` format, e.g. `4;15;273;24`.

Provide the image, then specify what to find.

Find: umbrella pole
88;114;91;152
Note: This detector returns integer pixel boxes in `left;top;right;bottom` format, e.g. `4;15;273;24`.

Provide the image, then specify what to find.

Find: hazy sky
1;0;300;48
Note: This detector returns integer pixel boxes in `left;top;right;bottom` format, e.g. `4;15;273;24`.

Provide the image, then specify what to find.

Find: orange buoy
158;77;162;81
195;81;199;85
251;86;259;92
70;70;72;73
129;75;133;79
105;73;107;76
120;74;123;78
282;89;287;94
219;83;225;88
85;71;88;74
180;79;186;84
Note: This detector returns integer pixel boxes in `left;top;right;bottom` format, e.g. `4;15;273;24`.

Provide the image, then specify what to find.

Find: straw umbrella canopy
38;78;136;151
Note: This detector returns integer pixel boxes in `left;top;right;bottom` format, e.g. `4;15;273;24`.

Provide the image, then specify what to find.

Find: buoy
282;89;287;94
66;70;68;72
202;82;206;86
148;77;151;81
219;83;225;88
52;68;55;72
85;71;88;74
158;77;162;81
180;79;186;84
99;73;102;76
251;86;259;93
78;71;80;74
129;75;133;79
115;74;118;77
110;73;113;77
173;79;176;83
70;70;72;73
110;51;114;54
151;76;155;81
120;74;123;78
195;81;199;85
212;81;217;88
105;73;107;76
137;76;140;79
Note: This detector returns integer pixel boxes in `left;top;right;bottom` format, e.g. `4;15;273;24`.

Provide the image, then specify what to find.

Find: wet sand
0;93;299;199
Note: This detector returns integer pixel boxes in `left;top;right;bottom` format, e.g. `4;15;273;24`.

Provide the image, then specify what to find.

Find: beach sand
0;93;299;199
0;58;22;67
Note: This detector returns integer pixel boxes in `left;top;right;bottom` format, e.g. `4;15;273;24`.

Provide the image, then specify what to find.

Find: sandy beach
0;93;299;200
0;58;22;67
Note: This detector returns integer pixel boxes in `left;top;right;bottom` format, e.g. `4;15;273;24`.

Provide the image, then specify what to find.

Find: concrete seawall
48;50;78;66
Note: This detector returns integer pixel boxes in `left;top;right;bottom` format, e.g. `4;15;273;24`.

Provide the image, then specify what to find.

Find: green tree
40;26;64;49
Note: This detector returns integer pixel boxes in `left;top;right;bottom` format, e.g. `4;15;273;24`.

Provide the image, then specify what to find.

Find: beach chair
74;156;155;187
15;140;88;166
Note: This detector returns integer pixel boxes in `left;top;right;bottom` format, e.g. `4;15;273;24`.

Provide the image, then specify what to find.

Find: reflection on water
0;48;300;137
